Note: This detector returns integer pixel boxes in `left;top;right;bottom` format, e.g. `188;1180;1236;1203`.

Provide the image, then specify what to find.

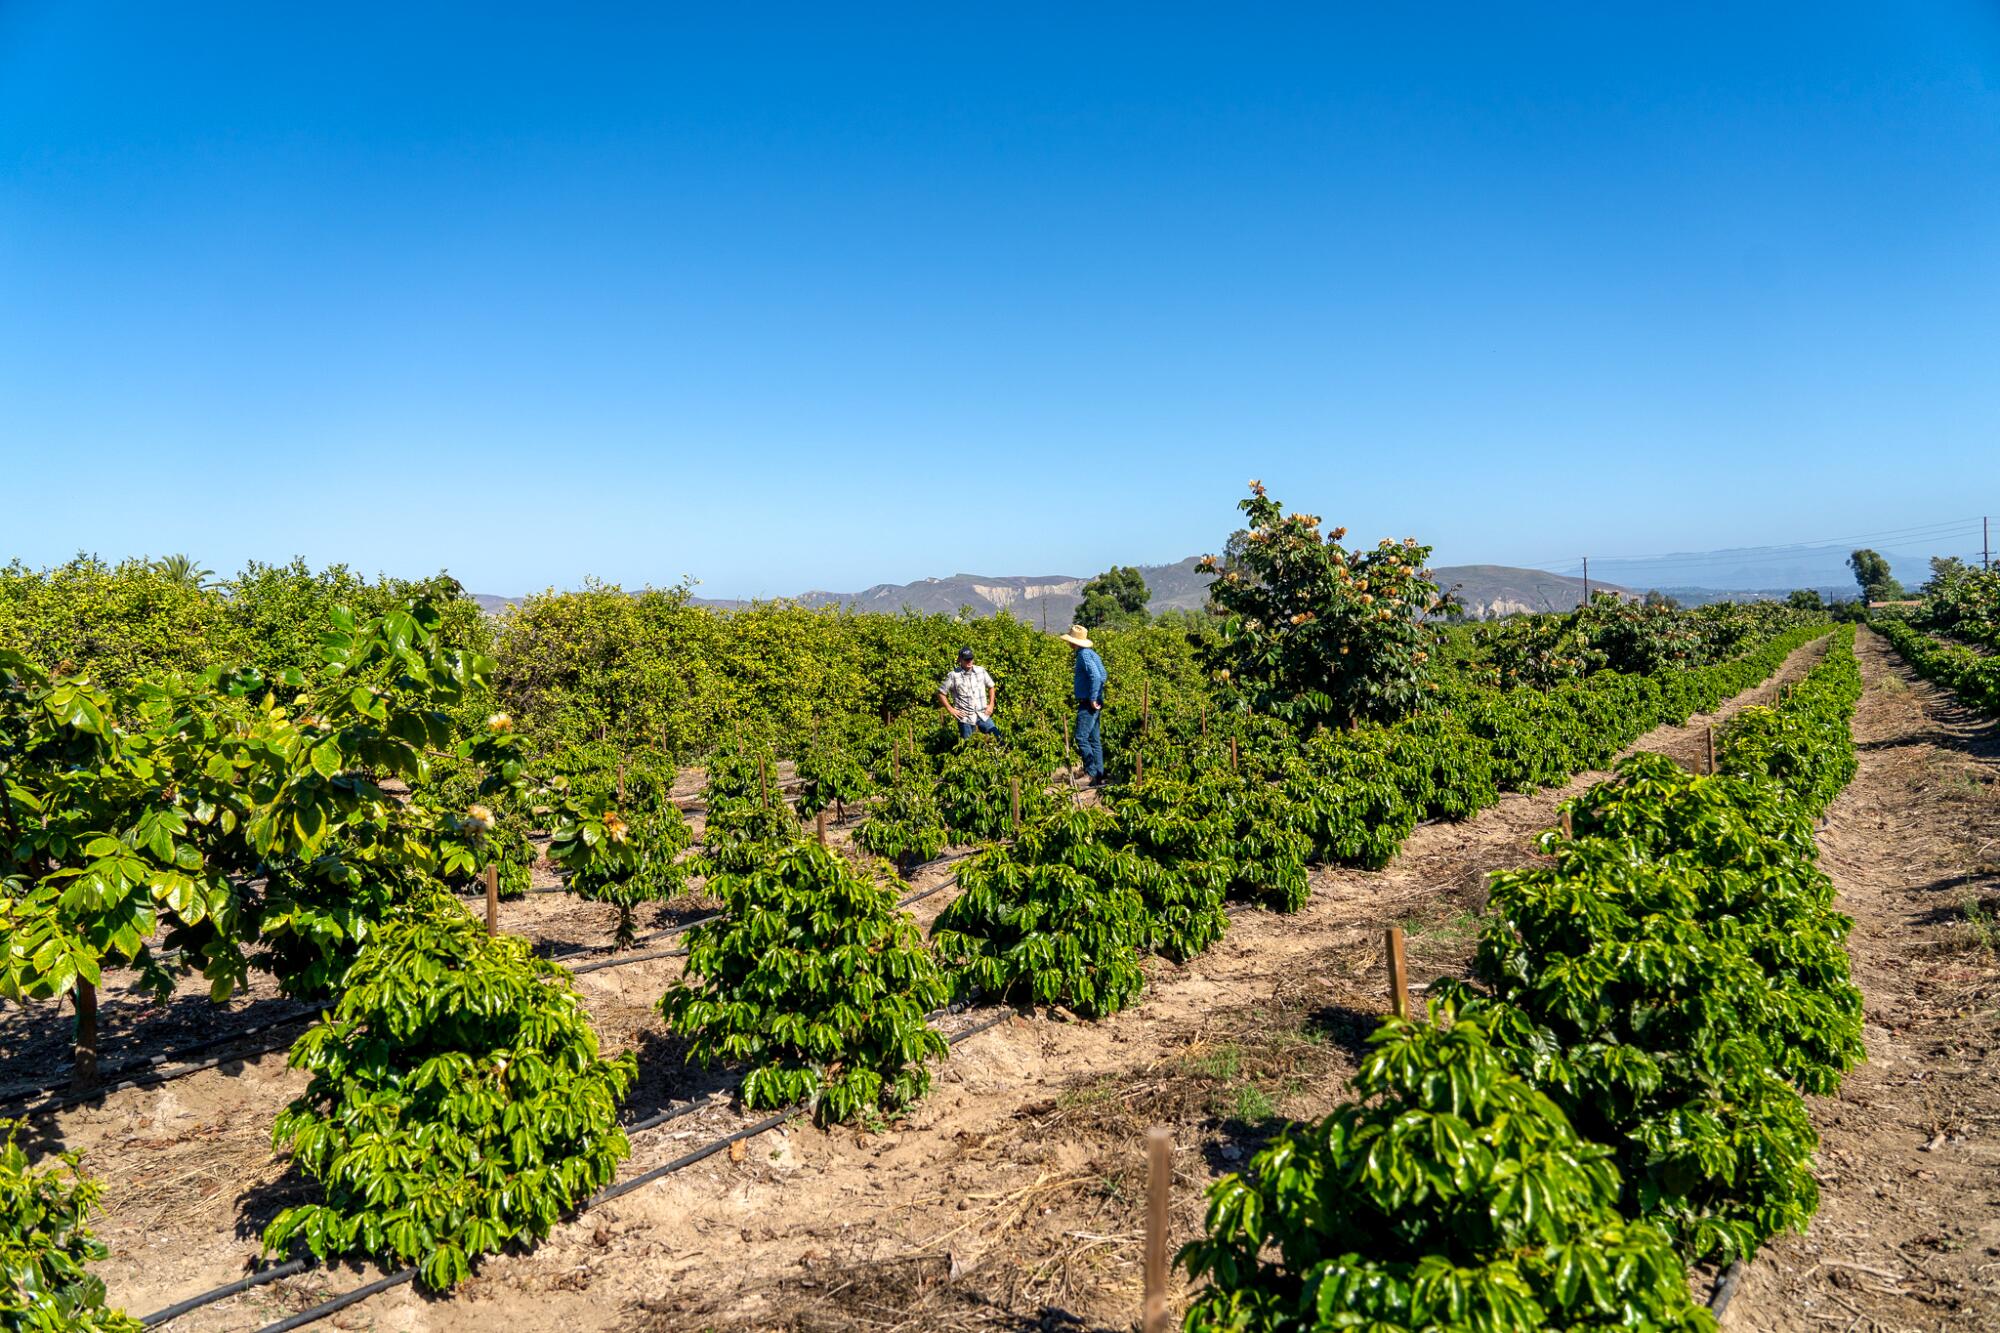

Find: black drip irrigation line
1708;1260;1746;1319
155;1005;1016;1331
20;871;971;1110
0;1002;321;1109
140;1259;314;1327
253;1268;417;1333
559;875;964;979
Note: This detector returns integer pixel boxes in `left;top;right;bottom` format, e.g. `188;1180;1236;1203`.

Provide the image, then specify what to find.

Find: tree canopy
1076;565;1150;629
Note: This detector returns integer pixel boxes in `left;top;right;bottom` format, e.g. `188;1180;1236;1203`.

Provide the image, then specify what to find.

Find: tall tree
1076;565;1150;629
1847;549;1902;603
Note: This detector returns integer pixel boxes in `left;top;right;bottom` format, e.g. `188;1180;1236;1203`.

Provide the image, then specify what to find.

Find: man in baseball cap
937;646;1000;739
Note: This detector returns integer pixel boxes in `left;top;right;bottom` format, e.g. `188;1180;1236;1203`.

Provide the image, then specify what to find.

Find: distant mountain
477;557;1873;622
685;559;1620;622
1568;547;1941;598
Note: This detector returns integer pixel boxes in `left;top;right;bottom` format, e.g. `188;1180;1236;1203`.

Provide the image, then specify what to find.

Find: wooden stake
1143;1126;1172;1333
1230;736;1238;772
1705;725;1716;776
1135;749;1144;783
485;862;499;936
1384;927;1410;1020
1010;777;1021;835
72;980;99;1092
1559;809;1573;839
816;808;829;846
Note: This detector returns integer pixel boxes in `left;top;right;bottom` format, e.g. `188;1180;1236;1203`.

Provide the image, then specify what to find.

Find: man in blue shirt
1061;624;1108;784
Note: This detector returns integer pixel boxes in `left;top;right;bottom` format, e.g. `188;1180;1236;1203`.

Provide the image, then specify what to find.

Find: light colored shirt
939;664;996;719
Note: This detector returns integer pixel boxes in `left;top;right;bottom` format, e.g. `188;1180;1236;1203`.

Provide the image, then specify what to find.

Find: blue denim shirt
1072;646;1106;704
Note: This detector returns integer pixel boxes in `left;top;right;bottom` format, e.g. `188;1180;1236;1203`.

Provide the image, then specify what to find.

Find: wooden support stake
1143;1126;1172;1333
816;808;829;846
1135;749;1144;783
893;744;901;785
1230;736;1238;772
1559;809;1573;840
72;980;99;1092
485;863;499;936
1384;927;1410;1020
1010;777;1021;835
1705;725;1716;776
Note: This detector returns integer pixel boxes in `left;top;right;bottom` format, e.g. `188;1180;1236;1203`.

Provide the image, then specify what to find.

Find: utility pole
1581;557;1590;605
1985;517;1991;572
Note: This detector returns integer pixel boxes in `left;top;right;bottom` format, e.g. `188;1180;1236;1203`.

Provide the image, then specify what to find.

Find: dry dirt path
1725;630;2000;1333
49;637;1828;1332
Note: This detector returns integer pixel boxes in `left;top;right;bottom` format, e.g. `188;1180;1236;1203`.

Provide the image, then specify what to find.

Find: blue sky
2;3;1996;597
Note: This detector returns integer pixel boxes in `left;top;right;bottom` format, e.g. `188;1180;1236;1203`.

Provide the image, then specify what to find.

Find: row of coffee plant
1177;627;1864;1331
1873;617;2000;717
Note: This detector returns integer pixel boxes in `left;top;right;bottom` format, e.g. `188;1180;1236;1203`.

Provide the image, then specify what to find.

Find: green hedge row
1180;626;1864;1331
1874;617;2000;717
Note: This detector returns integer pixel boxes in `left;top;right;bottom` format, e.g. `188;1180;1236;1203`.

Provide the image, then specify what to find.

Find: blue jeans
1073;704;1105;778
958;715;1000;740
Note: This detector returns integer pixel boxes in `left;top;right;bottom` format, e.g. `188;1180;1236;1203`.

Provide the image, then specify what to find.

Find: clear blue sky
3;3;1996;597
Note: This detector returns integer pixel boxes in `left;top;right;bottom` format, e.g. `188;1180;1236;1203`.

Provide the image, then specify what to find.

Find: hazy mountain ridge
705;558;1620;622
476;550;1912;621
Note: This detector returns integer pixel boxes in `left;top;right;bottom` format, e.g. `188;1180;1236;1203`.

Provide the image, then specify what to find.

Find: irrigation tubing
559;874;963;978
20;871;969;1113
160;1007;1014;1332
0;1002;321;1109
1708;1261;1746;1319
139;1260;314;1328
253;1269;417;1333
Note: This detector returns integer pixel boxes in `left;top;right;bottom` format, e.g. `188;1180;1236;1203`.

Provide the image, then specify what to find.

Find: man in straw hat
1060;624;1108;785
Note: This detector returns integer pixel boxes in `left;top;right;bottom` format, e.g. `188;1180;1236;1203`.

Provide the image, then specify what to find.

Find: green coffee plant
1181;1005;1715;1333
1876;618;2000;718
935;737;1056;843
1384;709;1498;821
1105;785;1231;960
1279;729;1418;869
853;776;948;871
1718;626;1860;815
547;787;693;946
933;809;1150;1017
699;794;803;875
794;737;872;820
1466;841;1826;1261
0;1121;142;1332
660;843;949;1125
264;895;634;1292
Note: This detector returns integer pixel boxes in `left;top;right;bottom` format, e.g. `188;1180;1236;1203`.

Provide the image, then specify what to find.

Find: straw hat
1058;625;1093;648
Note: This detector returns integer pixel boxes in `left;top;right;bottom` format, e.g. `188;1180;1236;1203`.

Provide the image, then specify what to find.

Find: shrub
933;809;1150;1018
853;777;949;871
0;1122;142;1332
661;844;949;1125
264;897;635;1291
1181;1006;1715;1332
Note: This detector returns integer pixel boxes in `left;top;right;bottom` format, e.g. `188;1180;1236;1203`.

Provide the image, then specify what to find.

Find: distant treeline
0;557;1213;770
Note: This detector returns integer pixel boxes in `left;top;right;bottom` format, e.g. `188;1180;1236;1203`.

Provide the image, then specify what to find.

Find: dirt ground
1724;630;2000;1333
30;633;1994;1332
